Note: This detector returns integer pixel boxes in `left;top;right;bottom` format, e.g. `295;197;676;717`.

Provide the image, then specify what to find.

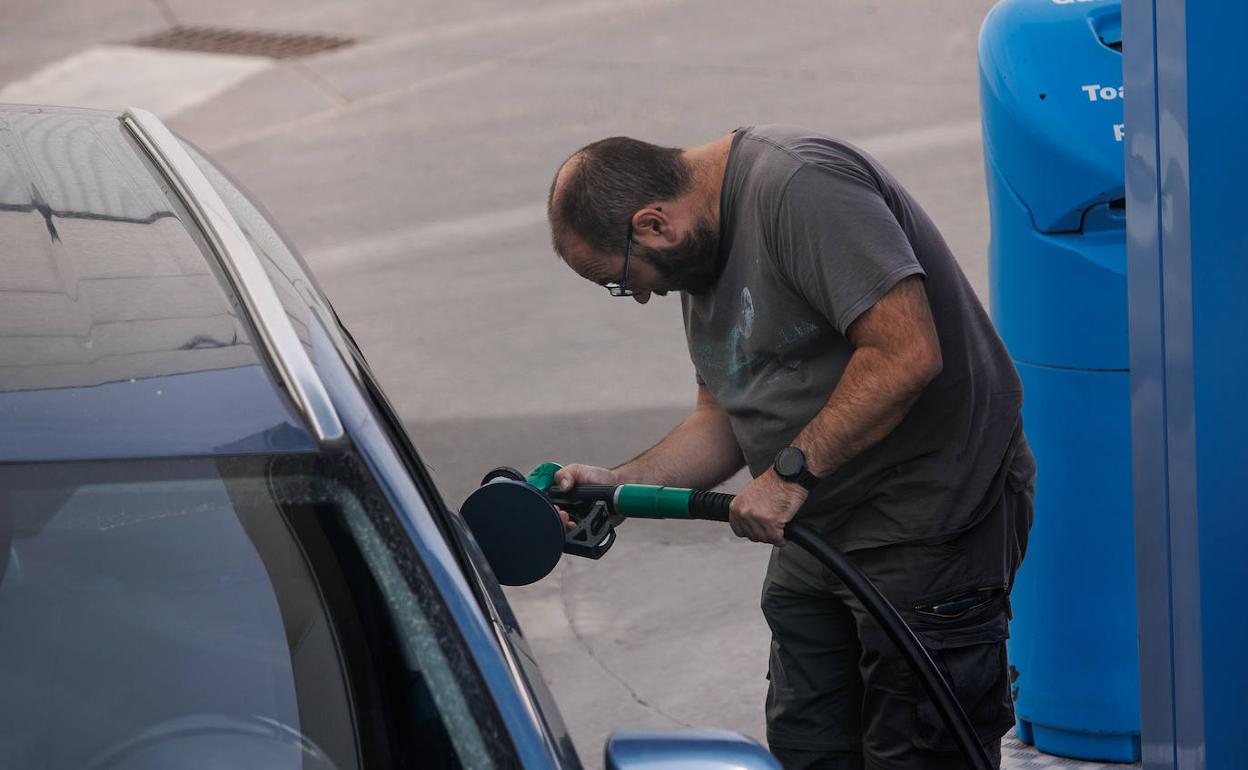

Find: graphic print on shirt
690;286;821;389
728;287;767;381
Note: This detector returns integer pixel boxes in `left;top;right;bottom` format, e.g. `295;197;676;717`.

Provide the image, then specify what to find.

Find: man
545;124;1035;769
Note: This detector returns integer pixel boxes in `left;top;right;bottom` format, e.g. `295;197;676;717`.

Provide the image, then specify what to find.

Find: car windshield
0;452;507;770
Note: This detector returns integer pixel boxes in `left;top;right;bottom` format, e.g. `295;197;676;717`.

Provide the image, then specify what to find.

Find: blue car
0;104;778;770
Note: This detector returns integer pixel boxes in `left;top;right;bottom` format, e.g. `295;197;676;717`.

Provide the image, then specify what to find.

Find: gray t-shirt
682;124;1023;556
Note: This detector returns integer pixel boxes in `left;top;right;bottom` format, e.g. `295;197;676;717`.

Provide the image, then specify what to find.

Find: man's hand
729;470;808;545
554;463;617;490
552;464;619;530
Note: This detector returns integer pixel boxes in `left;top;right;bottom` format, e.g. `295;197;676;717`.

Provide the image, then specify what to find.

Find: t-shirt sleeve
773;163;925;334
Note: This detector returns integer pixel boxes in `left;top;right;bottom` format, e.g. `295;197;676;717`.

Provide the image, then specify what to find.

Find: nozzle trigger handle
562;500;616;560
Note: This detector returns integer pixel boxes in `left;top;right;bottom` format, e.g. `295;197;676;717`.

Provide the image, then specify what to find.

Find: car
0;103;780;770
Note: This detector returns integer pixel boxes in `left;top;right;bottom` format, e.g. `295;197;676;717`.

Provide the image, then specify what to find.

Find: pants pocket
911;636;1015;753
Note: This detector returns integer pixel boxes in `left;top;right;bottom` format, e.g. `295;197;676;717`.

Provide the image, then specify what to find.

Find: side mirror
605;728;781;770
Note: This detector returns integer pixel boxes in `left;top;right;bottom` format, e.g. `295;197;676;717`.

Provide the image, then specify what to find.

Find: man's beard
635;218;724;295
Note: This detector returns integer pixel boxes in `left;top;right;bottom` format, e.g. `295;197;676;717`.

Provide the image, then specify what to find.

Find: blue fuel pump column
1124;2;1248;769
979;0;1138;762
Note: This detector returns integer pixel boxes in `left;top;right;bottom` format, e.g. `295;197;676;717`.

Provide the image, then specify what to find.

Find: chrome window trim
122;107;344;443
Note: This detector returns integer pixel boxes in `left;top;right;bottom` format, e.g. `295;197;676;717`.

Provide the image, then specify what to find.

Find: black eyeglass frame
604;223;636;297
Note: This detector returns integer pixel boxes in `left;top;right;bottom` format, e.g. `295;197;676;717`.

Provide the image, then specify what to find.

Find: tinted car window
0;453;510;769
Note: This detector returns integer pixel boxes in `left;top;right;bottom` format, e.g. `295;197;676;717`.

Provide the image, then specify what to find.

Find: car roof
0;104;323;462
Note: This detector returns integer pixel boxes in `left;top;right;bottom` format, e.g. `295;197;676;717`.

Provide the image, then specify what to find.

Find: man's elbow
920;343;943;385
904;338;942;393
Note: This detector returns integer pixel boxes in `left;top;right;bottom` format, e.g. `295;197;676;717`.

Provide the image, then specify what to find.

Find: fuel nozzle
462;463;734;585
478;464;617;563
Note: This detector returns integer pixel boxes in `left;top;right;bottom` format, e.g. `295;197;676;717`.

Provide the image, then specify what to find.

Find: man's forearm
793;345;938;479
614;401;745;489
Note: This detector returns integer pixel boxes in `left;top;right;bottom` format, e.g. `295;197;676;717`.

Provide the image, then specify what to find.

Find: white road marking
310;203;550;272
307;120;982;270
847;120;983;157
0;45;271;118
206;56;509;153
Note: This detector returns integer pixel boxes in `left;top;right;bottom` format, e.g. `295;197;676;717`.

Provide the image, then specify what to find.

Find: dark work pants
761;445;1035;770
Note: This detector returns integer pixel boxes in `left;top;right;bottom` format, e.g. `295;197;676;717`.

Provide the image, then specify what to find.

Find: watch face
775;446;805;478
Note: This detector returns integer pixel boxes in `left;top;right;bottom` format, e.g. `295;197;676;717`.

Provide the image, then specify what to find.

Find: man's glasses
604;223;635;297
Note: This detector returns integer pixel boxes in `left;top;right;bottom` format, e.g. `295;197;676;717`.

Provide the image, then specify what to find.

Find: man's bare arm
793;274;942;478
613;383;746;488
556;383;744;494
728;275;941;544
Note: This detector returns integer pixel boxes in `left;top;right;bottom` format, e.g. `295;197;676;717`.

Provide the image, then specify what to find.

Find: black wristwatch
773;446;821;491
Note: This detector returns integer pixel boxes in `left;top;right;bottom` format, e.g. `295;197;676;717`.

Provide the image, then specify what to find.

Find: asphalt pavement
1;2;1133;767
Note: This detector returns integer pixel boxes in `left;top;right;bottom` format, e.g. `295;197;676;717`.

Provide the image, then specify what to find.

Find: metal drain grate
130;26;355;59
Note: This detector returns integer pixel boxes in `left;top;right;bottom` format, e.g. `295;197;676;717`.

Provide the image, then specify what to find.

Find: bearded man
544;125;1035;770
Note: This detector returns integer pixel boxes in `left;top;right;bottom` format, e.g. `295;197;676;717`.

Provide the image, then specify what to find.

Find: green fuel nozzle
467;462;730;574
525;461;734;522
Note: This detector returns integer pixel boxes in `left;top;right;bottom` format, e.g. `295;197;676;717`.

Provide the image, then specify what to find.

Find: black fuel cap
460;479;565;586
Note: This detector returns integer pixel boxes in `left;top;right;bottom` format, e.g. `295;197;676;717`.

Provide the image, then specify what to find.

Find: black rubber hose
688;495;994;770
690;490;736;519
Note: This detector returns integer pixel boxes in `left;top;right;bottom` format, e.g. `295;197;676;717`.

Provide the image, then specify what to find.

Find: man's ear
631;206;677;246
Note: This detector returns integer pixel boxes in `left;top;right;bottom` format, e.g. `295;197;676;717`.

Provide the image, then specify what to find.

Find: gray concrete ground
1;2;1135;767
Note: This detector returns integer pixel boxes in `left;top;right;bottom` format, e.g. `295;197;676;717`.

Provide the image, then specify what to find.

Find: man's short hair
548;137;692;259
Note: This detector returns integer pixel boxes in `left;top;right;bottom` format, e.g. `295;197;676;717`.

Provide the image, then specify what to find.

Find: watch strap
792;468;820;491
